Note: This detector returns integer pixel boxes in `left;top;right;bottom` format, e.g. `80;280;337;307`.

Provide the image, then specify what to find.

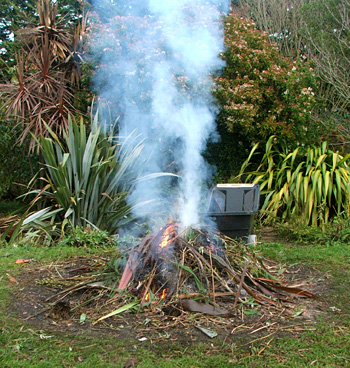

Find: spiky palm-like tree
0;0;88;152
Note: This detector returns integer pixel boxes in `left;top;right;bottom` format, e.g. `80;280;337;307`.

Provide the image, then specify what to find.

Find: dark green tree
0;0;37;82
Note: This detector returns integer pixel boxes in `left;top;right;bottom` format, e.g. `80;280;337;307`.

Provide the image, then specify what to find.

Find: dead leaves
15;259;31;264
7;273;18;284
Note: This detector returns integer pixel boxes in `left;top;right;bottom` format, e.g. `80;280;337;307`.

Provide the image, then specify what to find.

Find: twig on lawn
249;321;277;334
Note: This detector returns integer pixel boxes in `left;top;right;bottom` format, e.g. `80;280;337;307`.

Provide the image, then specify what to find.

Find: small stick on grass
23;306;52;320
44;279;95;302
249;321;277;334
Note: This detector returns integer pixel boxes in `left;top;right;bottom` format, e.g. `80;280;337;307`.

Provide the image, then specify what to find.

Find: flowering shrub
214;14;318;145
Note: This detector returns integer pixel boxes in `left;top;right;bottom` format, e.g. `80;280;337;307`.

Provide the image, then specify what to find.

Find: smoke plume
91;0;230;230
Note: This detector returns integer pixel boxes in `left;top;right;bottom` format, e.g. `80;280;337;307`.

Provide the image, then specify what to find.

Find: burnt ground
7;252;329;348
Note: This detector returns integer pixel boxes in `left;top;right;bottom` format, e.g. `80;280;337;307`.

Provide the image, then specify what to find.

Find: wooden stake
209;250;216;304
234;259;248;308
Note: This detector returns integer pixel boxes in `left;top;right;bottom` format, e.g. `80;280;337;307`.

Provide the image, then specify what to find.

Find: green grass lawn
0;239;349;367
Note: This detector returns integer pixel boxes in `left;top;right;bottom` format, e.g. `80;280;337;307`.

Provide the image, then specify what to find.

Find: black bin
207;184;260;239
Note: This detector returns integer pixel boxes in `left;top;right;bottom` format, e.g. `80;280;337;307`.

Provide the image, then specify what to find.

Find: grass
0;237;350;367
256;240;350;268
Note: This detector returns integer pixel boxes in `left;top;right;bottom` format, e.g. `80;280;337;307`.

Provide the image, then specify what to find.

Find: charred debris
104;221;318;320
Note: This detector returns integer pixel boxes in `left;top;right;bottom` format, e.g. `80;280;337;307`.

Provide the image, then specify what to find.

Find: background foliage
207;14;319;181
0;0;90;152
301;0;350;150
1;0;350;235
216;15;318;143
0;120;38;201
238;136;350;226
236;0;350;152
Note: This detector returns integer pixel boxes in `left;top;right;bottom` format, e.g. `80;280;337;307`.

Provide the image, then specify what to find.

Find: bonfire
96;221;318;323
20;218;319;330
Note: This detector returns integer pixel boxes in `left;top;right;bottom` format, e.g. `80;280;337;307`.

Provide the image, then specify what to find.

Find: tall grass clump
238;136;350;227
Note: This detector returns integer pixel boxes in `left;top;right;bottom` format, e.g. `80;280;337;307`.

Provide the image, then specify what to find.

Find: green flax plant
16;114;145;241
238;136;350;227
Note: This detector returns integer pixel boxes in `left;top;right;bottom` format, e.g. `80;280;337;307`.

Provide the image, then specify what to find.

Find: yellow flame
159;234;170;248
160;289;167;299
159;221;173;248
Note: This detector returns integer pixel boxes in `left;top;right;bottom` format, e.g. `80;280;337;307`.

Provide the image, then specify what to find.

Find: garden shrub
58;226;116;248
216;14;318;143
208;14;320;180
0;122;38;201
20;114;143;237
277;216;350;245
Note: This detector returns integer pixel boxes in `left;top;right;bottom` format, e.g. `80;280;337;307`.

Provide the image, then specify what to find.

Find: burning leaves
159;220;175;249
117;221;178;301
109;223;319;324
15;225;319;328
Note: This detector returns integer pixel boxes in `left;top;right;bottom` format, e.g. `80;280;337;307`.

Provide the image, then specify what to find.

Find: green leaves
93;301;139;325
20;114;144;238
215;14;318;146
239;136;350;227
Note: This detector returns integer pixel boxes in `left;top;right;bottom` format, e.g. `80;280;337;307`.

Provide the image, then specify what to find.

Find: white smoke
91;0;230;230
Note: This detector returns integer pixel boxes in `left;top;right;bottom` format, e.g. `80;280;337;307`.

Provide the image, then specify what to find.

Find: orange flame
159;220;174;248
159;233;170;248
160;289;167;300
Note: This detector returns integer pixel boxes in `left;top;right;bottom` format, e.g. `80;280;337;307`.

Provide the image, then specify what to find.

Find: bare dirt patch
7;255;328;348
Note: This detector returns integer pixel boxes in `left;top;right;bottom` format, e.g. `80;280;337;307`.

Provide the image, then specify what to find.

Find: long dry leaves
0;0;87;152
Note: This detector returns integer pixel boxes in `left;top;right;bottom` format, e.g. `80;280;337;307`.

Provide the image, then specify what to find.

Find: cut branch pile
19;224;321;328
111;222;318;319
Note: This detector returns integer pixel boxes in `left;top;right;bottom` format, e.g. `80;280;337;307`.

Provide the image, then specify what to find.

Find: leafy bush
277;216;350;245
238;136;350;227
58;226;116;248
208;14;320;180
215;14;318;144
0;122;38;201
0;200;27;216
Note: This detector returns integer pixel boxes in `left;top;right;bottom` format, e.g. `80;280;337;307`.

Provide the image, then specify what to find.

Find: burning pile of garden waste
107;223;318;320
24;222;319;329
